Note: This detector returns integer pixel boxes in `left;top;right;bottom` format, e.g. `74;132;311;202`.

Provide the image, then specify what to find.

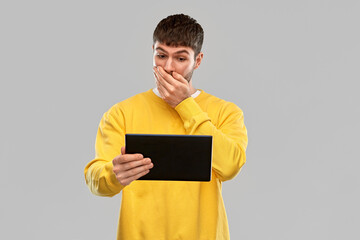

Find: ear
194;52;204;70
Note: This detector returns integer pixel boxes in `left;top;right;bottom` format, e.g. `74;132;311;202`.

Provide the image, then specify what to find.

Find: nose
164;58;175;74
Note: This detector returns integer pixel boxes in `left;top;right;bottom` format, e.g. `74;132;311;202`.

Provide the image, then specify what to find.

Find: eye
157;54;166;59
178;57;187;62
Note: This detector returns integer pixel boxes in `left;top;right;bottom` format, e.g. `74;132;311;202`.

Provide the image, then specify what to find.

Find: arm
154;66;248;182
84;106;125;197
175;97;248;182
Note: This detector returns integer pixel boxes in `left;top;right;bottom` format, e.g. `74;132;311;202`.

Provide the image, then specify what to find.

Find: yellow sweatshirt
84;89;248;240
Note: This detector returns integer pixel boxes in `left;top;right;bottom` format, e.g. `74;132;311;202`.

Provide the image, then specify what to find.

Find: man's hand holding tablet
112;146;153;186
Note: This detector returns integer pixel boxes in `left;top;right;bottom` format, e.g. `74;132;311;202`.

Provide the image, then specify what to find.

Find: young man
84;14;248;240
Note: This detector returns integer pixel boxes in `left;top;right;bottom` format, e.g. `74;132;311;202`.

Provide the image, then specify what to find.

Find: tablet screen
125;134;212;181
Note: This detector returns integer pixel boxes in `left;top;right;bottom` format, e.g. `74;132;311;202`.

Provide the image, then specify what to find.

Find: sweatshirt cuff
175;97;203;122
104;161;123;190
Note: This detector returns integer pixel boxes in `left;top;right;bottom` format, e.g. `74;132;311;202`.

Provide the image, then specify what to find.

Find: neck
188;80;197;95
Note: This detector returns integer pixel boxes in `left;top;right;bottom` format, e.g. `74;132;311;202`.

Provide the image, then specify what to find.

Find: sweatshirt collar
152;88;201;99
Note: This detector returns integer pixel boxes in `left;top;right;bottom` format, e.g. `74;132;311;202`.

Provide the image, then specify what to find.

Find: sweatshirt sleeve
84;105;125;197
175;97;248;182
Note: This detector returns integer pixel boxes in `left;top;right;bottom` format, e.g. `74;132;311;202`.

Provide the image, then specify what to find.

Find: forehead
153;41;195;56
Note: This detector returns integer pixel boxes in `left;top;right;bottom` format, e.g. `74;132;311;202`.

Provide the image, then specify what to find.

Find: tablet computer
125;134;212;181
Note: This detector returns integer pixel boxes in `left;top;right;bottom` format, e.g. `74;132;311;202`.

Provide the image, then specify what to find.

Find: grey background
1;0;359;239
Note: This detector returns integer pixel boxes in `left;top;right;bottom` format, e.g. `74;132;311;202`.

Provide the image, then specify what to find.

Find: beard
183;68;195;82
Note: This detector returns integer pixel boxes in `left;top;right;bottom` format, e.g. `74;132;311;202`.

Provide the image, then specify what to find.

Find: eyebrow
155;47;190;55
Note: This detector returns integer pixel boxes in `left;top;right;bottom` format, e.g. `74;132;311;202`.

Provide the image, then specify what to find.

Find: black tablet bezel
125;134;212;181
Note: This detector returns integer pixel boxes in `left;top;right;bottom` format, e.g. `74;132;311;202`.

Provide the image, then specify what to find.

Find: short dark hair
153;14;204;57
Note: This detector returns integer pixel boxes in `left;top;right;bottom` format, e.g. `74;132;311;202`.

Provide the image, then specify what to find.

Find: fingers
156;77;168;98
112;151;154;186
154;66;185;99
114;161;154;186
121;158;152;171
156;66;187;84
153;67;173;92
153;65;191;108
117;169;151;186
154;66;171;82
154;69;170;100
113;152;144;165
118;161;153;179
171;71;187;83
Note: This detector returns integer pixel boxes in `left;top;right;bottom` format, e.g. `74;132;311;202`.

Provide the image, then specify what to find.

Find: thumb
121;146;126;155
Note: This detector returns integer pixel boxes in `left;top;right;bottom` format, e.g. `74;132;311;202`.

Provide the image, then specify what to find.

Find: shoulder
197;90;244;115
104;90;153;118
118;90;152;107
111;90;152;110
198;91;246;129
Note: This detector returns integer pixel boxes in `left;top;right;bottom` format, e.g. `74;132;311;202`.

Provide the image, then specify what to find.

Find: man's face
152;41;202;82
